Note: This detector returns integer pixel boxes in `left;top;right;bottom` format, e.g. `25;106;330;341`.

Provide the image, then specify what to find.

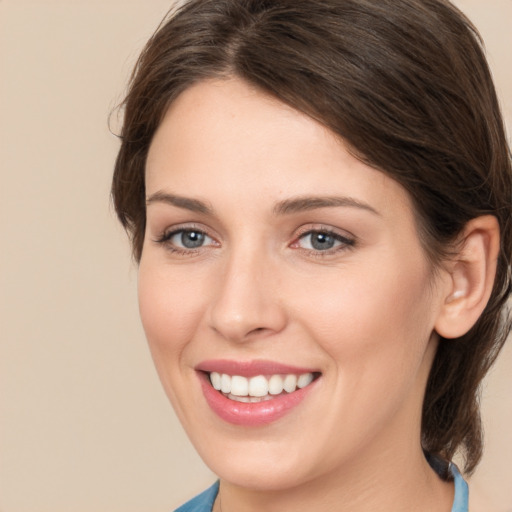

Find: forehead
145;78;414;220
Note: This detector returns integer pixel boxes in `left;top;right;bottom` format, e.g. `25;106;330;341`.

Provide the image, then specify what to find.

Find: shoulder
174;481;219;512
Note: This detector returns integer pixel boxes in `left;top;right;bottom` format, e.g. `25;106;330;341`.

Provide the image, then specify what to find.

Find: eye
172;230;210;249
156;228;216;251
295;230;354;252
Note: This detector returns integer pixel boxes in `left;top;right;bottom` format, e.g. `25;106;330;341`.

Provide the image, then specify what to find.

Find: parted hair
112;0;512;474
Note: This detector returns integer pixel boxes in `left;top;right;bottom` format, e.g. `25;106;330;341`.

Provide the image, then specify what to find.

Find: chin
190;426;340;492
209;456;315;491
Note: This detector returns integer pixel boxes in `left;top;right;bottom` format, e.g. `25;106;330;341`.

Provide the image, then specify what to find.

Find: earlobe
435;215;500;339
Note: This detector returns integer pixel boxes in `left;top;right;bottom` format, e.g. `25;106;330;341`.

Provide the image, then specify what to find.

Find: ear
435;215;500;339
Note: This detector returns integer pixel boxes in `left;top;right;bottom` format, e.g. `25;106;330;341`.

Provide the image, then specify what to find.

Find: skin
139;77;459;511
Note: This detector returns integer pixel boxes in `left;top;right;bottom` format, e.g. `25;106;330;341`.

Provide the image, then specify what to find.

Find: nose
207;248;287;343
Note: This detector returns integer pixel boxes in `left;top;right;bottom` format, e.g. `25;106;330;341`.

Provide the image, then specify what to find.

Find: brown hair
112;0;512;474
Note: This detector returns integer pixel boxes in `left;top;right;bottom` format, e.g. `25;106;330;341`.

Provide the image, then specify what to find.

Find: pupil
311;233;334;250
181;231;204;248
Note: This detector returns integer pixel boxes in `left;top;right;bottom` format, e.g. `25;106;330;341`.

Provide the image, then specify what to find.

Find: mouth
196;360;321;426
208;371;319;403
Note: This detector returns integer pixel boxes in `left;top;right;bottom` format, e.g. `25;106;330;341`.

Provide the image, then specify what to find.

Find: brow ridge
146;191;213;215
146;191;379;217
273;195;380;216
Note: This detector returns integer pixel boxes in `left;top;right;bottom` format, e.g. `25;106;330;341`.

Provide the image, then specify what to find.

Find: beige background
0;1;510;511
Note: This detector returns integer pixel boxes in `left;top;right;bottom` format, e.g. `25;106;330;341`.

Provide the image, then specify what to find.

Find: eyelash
154;226;356;257
292;228;356;257
153;225;217;256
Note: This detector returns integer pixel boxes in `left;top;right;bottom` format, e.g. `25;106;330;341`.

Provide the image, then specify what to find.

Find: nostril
248;327;267;337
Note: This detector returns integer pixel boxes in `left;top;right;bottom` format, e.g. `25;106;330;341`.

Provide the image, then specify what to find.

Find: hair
112;0;512;475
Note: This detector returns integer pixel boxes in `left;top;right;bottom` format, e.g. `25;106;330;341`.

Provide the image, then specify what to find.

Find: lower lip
198;373;318;426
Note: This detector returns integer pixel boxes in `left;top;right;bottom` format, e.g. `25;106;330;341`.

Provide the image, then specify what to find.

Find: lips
196;360;320;426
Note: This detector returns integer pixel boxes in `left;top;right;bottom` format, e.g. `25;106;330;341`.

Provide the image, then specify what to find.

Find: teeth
297;373;314;388
249;375;268;397
220;373;231;394
231;375;249;396
230;395;250;403
268;374;284;395
210;372;221;391
209;372;315;398
227;393;275;403
283;374;297;393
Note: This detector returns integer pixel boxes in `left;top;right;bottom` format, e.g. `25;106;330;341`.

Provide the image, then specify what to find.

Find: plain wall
0;1;510;511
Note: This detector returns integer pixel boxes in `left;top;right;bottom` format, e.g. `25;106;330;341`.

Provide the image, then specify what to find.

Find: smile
196;360;320;426
209;372;315;402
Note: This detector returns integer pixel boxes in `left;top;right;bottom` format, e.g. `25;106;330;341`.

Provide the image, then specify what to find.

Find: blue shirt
175;463;469;512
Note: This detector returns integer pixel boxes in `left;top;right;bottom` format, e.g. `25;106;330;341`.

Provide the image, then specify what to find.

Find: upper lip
195;359;319;377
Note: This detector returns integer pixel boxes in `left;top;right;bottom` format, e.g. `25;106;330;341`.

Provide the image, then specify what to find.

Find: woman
112;0;512;510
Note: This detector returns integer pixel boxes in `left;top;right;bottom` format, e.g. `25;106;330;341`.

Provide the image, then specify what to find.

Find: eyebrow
146;191;213;215
146;191;379;217
273;195;380;216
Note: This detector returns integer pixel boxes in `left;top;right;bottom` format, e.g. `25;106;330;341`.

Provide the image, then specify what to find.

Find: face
140;78;447;491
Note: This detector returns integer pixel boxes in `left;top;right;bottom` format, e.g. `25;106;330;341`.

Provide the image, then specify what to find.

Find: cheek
288;256;437;459
294;250;436;386
137;259;208;360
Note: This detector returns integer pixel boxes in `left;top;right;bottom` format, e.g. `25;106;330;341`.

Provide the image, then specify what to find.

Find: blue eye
159;229;214;250
297;231;354;252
